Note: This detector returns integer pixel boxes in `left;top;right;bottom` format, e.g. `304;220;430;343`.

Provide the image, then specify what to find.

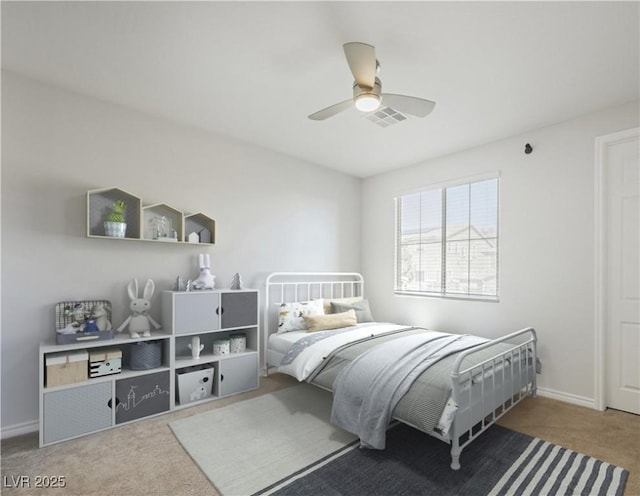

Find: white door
604;128;640;414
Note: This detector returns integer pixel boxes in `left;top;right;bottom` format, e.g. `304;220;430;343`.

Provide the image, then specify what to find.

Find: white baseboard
536;387;597;410
1;419;38;440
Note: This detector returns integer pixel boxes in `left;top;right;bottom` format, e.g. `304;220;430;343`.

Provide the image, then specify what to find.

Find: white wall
0;71;362;434
362;101;639;406
2;69;637;435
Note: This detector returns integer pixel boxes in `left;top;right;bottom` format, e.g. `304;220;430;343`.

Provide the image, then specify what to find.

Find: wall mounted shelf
86;187;215;245
142;203;184;242
185;213;216;244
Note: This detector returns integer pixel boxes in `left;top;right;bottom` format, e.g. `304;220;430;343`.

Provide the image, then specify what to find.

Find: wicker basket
130;341;162;370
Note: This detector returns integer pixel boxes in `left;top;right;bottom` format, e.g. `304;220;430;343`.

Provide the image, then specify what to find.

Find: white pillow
277;299;324;333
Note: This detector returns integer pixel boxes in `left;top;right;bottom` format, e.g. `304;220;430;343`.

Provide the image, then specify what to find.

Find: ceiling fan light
355;93;381;112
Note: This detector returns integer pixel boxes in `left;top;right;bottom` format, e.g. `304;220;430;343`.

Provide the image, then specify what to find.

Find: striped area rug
263;423;628;496
488;437;627;496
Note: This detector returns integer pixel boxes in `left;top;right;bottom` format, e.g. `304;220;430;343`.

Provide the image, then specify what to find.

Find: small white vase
104;221;126;238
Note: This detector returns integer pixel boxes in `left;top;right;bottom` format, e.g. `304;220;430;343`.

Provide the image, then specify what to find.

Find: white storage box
175;364;214;405
46;350;89;387
229;333;246;353
89;348;122;377
213;339;230;355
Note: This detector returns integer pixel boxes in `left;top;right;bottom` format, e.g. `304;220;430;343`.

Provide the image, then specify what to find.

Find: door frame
594;126;639;411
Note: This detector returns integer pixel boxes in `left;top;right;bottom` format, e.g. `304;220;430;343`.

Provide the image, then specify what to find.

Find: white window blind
395;177;499;299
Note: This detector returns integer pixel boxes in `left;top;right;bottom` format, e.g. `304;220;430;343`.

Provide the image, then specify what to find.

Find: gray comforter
330;332;488;449
307;327;518;442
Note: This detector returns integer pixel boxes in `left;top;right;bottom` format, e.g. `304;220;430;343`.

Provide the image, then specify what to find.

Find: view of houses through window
395;177;499;299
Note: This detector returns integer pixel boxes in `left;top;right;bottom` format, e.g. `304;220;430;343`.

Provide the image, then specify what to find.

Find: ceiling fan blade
308;99;353;121
343;42;376;89
381;94;436;118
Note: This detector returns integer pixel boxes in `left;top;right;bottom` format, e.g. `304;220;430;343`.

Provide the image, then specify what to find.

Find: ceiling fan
308;42;436;121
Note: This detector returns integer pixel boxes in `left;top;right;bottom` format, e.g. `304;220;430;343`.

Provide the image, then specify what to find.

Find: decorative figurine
117;278;161;338
189;336;204;359
230;273;243;290
192;254;215;290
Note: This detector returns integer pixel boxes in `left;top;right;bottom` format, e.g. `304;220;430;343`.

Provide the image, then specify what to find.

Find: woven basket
130;341;162;370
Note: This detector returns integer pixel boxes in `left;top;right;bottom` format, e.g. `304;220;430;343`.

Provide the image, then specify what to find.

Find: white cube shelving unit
39;288;259;447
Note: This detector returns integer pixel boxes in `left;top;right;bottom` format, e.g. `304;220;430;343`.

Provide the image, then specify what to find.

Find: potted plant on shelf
104;200;127;238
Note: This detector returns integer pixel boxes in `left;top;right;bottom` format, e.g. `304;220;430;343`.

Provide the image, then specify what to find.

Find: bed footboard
448;327;537;470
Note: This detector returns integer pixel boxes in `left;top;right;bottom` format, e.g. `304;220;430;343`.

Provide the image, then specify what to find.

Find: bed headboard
263;272;364;370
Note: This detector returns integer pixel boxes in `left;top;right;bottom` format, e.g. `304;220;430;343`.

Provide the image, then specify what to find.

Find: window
395;177;499;299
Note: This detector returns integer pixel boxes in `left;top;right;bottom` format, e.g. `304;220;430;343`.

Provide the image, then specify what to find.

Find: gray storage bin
130;340;162;370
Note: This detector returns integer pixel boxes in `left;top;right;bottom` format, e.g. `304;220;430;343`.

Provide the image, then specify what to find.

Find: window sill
394;291;499;303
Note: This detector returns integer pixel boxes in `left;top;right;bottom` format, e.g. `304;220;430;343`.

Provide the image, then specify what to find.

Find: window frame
394;174;500;302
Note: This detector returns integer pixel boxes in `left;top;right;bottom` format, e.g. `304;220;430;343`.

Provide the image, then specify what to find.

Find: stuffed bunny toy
117;278;161;338
192;254;215;290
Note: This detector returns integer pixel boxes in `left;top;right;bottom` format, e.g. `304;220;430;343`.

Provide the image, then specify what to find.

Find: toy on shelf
91;303;112;331
54;300;114;344
192;254;215;290
117;278;161;338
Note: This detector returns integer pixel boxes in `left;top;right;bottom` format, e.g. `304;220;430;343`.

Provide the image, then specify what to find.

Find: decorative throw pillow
303;309;357;332
277;299;324;333
330;299;374;323
323;296;363;314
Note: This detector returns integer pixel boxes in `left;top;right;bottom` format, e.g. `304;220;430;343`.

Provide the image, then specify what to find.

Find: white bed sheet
278;323;407;381
268;330;309;356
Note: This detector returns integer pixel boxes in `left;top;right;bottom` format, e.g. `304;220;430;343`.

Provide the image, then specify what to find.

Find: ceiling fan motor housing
353;77;382;111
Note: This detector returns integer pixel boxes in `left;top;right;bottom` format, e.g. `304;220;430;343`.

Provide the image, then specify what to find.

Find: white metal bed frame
264;272;364;370
264;272;537;470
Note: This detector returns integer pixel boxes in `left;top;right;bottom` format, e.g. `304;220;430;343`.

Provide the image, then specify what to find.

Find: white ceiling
2;1;639;177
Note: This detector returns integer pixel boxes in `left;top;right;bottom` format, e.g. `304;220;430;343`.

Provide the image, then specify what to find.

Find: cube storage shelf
163;289;259;409
39;289;259;447
86;187;215;245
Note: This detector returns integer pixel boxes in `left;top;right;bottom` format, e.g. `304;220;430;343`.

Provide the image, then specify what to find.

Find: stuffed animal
65;303;87;326
91;303;112;331
192;254;215;290
117;278;161;338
